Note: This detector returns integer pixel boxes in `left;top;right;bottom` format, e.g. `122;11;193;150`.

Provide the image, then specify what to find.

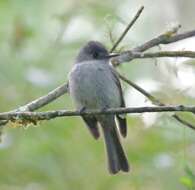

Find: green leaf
180;176;193;188
185;165;195;179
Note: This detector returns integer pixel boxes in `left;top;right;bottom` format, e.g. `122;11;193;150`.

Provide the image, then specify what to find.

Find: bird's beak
106;53;119;59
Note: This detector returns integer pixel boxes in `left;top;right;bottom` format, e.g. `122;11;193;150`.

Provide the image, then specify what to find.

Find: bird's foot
78;107;86;114
101;105;109;112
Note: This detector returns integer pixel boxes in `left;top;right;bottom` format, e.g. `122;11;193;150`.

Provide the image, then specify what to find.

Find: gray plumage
68;41;129;174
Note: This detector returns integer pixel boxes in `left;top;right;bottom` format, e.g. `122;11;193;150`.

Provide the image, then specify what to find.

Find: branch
0;82;68;126
110;16;195;130
116;71;195;130
117;72;164;106
17;83;68;112
172;114;195;130
1;10;195;130
133;25;182;51
110;6;144;53
120;50;195;59
0;7;144;127
1;105;195;122
112;26;195;65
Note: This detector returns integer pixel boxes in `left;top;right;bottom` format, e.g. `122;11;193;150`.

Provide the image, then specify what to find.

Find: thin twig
112;27;195;65
133;25;182;52
1;18;195;130
110;19;195;131
172;114;195;130
0;82;68;126
121;50;195;59
116;71;195;130
1;105;195;122
110;6;144;53
116;72;164;106
17;83;68;112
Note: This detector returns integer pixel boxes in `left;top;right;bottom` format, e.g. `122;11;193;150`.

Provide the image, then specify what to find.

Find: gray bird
68;41;129;174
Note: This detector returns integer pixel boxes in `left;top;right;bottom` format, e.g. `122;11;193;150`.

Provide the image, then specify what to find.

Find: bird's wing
110;66;127;137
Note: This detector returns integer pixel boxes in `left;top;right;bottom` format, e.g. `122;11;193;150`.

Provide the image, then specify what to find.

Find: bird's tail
99;116;129;174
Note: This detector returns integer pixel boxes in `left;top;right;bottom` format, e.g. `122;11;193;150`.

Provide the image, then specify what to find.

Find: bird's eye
93;52;99;58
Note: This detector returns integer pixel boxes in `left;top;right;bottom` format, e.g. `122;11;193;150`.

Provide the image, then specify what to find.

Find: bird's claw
101;106;109;112
79;107;86;114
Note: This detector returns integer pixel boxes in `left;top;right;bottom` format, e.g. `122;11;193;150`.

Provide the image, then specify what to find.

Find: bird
68;41;129;174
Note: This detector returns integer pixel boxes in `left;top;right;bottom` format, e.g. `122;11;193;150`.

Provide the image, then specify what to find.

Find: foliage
0;0;195;190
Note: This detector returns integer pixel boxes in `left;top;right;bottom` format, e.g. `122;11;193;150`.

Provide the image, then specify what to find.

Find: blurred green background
0;0;195;189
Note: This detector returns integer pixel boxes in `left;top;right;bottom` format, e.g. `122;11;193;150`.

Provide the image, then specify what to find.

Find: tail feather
102;127;120;174
100;116;129;174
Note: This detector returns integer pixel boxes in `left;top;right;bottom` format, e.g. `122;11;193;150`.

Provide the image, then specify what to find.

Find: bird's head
75;41;111;63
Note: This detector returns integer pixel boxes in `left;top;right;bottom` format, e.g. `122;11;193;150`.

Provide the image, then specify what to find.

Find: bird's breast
69;61;120;109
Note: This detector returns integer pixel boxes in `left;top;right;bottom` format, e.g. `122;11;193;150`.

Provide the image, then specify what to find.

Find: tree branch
117;72;164;106
133;25;182;51
1;105;195;122
112;26;195;65
116;71;195;130
1;10;195;130
119;50;195;59
17;83;69;112
110;6;144;53
0;82;68;126
110;18;195;131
